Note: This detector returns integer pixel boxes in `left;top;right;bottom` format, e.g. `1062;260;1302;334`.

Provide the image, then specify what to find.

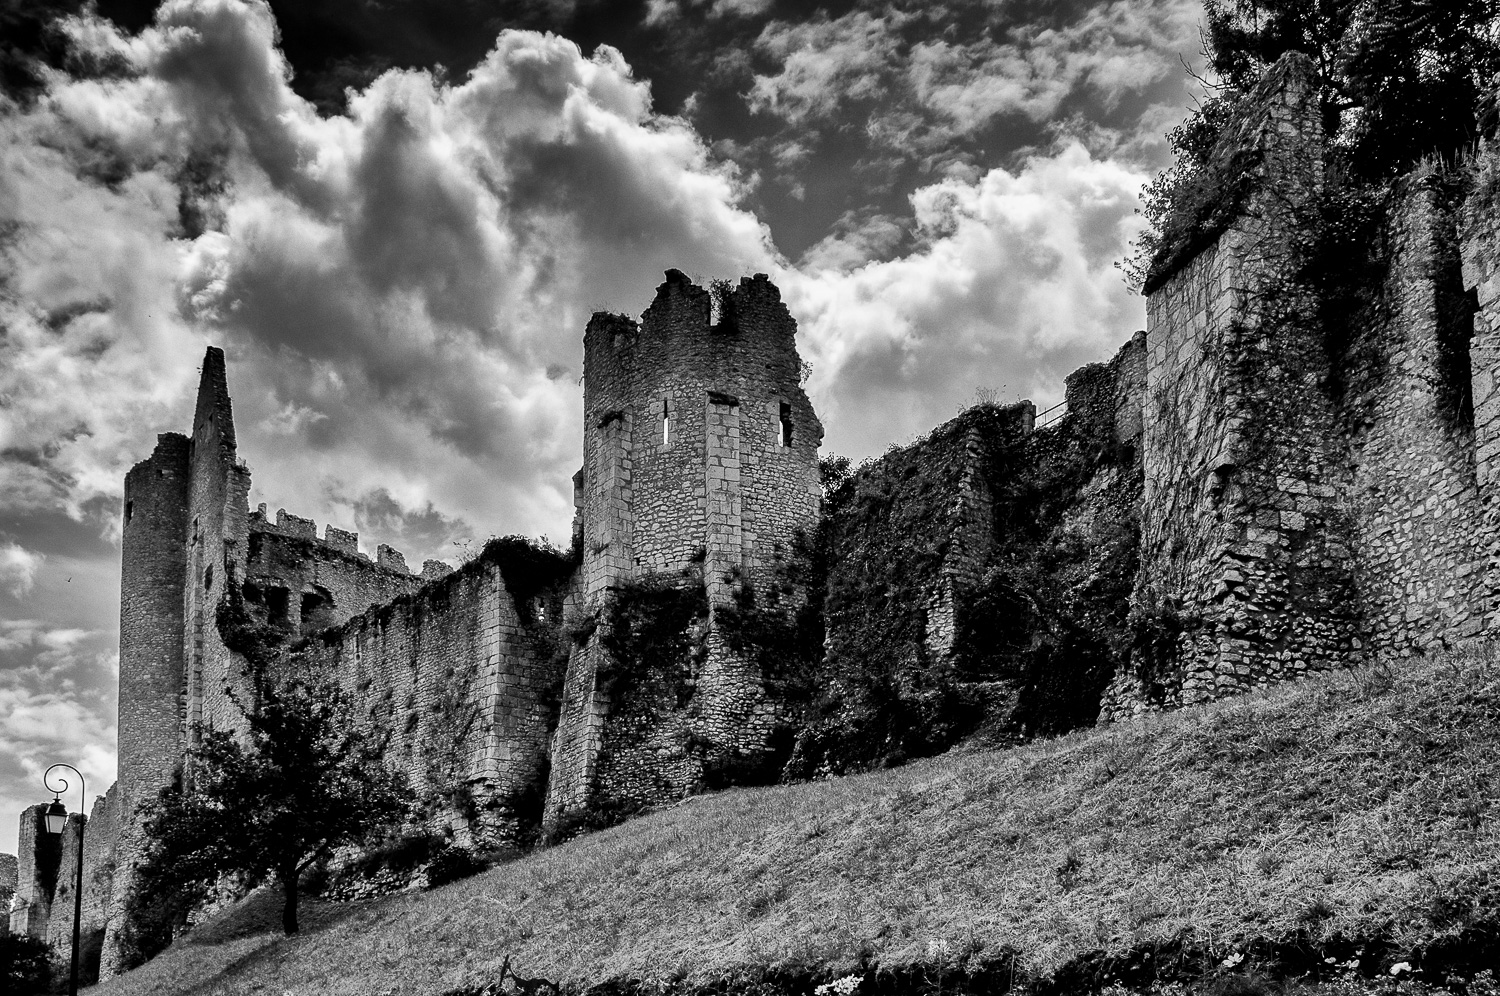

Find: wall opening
779;402;793;447
662;397;671;447
203;565;213;590
301;586;335;632
266;586;291;628
124;500;133;525
1438;284;1478;437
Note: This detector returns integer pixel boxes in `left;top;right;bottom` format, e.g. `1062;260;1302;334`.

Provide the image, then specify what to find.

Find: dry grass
93;647;1500;996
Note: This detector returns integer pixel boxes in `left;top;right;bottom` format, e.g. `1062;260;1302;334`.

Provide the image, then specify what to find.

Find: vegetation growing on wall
716;543;825;703
958;421;1141;737
598;573;709;736
1130;0;1500;295
215;569;287;663
786;399;1141;777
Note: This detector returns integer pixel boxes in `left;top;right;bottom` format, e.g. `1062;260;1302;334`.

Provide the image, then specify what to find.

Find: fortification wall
243;515;425;634
822;403;1034;689
1341;179;1486;653
116;435;190;835
287;542;570;844
1459;157;1500;626
0;852;15;935
8;805;59;939
1125;53;1361;714
182;348;250;742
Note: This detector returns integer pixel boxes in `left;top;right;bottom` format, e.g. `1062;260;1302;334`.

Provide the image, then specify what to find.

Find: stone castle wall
1118;53;1363;715
58;99;1500;971
1343;179;1487;653
1459;162;1500;628
284;546;568;844
0;852;15;935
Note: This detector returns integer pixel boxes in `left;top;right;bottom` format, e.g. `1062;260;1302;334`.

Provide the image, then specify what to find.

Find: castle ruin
11;49;1500;980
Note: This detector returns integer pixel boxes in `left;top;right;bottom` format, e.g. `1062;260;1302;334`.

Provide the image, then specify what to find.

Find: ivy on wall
598;573;709;738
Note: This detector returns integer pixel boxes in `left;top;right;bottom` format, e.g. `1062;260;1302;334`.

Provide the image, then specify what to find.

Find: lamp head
44;798;68;835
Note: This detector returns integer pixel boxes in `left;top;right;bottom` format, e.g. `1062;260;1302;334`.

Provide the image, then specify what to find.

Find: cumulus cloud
748;10;908;124
1;0;778;568
0;0;1185;849
749;0;1201;169
0;621;117;853
0;543;45;597
0;676;118;853
780;143;1149;458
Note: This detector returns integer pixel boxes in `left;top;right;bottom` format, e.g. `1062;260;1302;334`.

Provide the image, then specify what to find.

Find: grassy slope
94;649;1500;996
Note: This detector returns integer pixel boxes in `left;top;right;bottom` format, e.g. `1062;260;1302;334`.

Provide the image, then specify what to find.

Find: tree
1130;0;1500;289
0;934;53;994
1201;0;1500;175
128;673;413;944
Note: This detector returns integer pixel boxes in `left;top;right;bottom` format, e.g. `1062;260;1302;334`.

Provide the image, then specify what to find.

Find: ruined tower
545;270;823;827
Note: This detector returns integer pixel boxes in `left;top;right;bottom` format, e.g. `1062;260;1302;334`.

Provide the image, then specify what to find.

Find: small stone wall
8;805;59;939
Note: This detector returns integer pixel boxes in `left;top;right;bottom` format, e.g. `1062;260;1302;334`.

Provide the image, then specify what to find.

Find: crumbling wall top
248;504;415;577
1143;50;1322;295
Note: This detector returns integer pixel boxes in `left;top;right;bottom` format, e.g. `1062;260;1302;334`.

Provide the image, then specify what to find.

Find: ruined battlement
247;503;418;578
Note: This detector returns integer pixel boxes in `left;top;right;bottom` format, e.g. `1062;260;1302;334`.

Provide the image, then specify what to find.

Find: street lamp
42;763;86;996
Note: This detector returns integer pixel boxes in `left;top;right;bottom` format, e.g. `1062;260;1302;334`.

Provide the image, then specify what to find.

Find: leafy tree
1130;0;1500;289
0;933;53;994
126;673;413;947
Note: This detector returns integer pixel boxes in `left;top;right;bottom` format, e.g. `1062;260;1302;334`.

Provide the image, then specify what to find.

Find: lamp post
42;763;85;996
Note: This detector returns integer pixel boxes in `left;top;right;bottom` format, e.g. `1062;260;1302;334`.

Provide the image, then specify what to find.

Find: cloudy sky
0;0;1204;854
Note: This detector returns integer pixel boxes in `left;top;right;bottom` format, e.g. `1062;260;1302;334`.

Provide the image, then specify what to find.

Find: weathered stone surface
546;272;823;828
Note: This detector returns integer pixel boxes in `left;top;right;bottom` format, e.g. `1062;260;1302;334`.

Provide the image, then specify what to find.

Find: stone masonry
544;271;823;829
12;271;823;971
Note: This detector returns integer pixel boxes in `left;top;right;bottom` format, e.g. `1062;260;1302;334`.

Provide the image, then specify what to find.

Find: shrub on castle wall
958;418;1142;736
598;573;709;732
800;398;1141;773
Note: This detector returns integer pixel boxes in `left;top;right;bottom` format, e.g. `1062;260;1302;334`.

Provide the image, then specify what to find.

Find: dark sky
0;0;1205;851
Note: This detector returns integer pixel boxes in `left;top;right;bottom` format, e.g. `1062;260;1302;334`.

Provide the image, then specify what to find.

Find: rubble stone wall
1343;180;1486;654
1118;53;1363;718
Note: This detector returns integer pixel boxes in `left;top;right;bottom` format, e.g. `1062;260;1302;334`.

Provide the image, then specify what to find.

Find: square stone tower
546;270;823;827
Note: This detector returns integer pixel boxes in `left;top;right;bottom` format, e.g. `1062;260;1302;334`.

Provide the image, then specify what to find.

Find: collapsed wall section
0;853;15;935
821;403;1032;692
7;805;60;939
811;333;1146;769
242;516;425;636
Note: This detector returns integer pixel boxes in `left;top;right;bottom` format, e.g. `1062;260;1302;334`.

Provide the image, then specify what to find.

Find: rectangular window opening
662;398;671;447
779;402;793;448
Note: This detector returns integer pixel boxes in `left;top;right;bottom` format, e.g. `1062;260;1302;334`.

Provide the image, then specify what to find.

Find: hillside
91;648;1500;996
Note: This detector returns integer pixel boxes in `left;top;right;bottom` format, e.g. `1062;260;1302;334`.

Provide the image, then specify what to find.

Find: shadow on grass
159;886;386;994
